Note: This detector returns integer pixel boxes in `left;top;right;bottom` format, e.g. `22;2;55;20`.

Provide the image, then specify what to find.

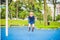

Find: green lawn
0;19;60;29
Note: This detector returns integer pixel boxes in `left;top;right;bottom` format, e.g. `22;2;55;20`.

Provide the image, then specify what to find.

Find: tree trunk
16;1;18;19
44;0;48;26
53;0;56;21
16;4;18;19
11;13;12;19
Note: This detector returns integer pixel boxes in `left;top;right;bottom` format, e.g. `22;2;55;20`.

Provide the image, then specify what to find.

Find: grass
35;21;60;29
0;19;60;29
0;19;28;27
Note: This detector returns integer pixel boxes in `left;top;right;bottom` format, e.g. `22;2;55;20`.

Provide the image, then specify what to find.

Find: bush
56;15;60;21
1;8;6;19
47;15;52;21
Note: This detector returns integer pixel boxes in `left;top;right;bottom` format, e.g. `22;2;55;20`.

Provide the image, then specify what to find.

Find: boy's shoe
28;27;30;32
32;27;34;32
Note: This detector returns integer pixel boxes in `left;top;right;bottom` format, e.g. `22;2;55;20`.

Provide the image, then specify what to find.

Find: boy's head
29;11;34;17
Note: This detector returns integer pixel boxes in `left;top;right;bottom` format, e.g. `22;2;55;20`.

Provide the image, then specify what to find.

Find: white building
56;4;60;15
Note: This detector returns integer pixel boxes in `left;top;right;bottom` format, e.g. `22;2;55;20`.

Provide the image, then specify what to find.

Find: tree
44;0;48;26
1;8;6;19
18;11;28;19
53;0;56;21
35;11;43;21
13;0;19;19
8;0;43;19
46;5;52;21
9;1;16;19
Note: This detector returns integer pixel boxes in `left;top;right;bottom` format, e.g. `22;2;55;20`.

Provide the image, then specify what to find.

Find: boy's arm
33;16;35;22
28;16;30;22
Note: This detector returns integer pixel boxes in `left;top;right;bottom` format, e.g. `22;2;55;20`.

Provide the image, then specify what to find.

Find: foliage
1;0;54;22
34;11;43;20
1;8;6;19
9;0;43;19
56;15;60;21
47;15;52;21
18;11;29;19
9;1;16;18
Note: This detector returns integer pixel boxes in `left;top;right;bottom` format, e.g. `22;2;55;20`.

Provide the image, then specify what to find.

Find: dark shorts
29;22;34;25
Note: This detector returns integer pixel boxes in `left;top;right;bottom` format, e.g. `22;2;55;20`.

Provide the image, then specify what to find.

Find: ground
1;27;60;40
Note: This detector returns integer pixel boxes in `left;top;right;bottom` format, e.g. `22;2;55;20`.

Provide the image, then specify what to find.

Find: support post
6;0;8;36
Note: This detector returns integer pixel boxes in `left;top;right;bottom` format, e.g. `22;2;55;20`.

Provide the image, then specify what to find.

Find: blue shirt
28;16;35;24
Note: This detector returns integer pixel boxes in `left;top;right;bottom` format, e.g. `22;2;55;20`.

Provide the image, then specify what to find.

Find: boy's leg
32;24;34;32
28;24;31;31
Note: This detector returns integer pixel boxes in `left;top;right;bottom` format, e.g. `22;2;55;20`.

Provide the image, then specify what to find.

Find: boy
28;11;35;32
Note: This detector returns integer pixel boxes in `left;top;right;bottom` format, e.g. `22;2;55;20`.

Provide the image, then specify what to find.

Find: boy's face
29;12;34;17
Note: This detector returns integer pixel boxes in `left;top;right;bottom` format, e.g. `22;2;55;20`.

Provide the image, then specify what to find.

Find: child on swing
28;11;35;32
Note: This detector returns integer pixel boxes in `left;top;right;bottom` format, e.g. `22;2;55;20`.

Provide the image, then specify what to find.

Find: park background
0;0;60;29
0;0;60;40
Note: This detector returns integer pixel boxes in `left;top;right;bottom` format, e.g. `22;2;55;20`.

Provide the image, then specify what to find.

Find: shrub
56;15;60;21
47;15;52;21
